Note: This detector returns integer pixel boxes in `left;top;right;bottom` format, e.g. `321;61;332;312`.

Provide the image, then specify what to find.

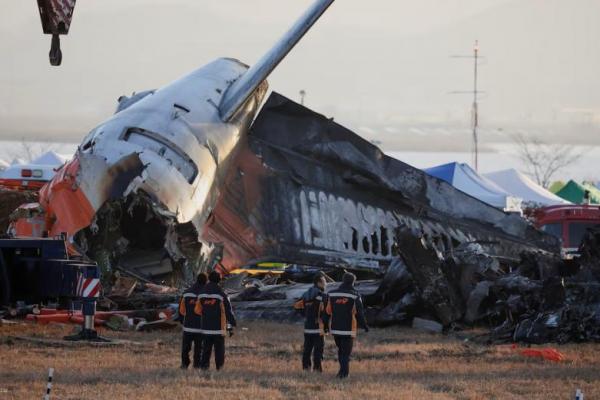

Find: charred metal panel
205;92;560;273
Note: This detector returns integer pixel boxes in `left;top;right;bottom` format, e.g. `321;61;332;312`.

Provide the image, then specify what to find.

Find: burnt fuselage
205;93;560;274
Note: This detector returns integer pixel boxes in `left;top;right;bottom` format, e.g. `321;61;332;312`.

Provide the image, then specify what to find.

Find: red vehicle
534;205;600;257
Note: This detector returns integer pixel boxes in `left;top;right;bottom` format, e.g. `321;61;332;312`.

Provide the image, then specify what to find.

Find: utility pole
299;89;306;106
450;40;484;171
472;40;480;171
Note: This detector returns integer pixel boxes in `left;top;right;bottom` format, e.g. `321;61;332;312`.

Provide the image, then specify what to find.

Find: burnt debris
379;226;600;344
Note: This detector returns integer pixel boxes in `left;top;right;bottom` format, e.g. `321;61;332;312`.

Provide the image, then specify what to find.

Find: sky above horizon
1;0;599;150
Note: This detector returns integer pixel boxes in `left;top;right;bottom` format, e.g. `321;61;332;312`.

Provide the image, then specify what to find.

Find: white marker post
43;368;53;400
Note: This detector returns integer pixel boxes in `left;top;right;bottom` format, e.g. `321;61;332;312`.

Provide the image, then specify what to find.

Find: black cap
209;271;221;283
313;273;326;285
342;272;356;286
196;272;208;285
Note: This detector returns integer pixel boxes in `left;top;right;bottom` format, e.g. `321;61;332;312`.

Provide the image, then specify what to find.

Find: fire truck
534;204;600;258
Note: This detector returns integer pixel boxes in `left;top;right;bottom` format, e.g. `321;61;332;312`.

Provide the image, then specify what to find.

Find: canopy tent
0;159;8;171
484;169;571;207
554;180;600;204
10;158;26;166
31;150;69;166
424;162;522;211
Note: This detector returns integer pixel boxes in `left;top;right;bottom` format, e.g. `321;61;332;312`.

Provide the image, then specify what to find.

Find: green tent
555;180;600;204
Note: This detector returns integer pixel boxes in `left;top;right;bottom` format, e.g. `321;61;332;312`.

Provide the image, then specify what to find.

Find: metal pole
449;41;485;171
300;90;306;106
472;40;479;171
43;368;54;400
84;314;94;331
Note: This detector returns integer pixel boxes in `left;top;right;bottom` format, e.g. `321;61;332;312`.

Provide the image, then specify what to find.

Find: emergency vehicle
534;204;600;257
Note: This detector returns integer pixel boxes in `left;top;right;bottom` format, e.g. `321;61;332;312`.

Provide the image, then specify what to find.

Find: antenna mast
472;40;479;171
450;40;484;171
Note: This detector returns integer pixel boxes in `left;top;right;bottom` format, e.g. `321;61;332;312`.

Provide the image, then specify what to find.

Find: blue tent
424;162;522;211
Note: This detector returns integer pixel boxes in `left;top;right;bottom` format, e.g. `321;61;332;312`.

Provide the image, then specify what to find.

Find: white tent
10;157;26;166
31;150;69;166
0;159;8;171
424;162;522;212
484;169;571;207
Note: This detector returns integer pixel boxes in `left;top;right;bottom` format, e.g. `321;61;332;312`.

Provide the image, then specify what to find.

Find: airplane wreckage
8;0;600;342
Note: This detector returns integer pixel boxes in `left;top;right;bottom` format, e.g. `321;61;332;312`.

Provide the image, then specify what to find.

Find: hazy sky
1;0;599;149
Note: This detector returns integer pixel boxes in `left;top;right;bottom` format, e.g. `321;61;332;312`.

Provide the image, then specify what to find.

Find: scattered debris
412;317;443;334
363;225;600;344
135;318;178;332
105;314;131;331
229;280;380;323
109;276;137;298
518;347;564;363
0;188;37;233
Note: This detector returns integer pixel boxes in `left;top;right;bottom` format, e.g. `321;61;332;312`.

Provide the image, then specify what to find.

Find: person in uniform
325;272;369;378
178;272;207;369
195;271;236;370
294;274;329;372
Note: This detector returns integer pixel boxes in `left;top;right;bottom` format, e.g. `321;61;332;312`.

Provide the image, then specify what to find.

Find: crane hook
49;34;62;66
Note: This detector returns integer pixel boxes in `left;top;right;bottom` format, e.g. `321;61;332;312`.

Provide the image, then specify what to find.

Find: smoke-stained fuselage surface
205;93;560;274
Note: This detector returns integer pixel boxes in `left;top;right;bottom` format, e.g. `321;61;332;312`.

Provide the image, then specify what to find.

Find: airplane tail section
219;0;334;122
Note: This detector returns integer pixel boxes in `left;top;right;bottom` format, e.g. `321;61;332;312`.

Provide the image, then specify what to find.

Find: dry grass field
1;320;599;399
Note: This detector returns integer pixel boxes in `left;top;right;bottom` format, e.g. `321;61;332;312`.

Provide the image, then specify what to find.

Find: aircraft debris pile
225;276;380;322
100;276;179;311
224;226;600;345
379;227;600;344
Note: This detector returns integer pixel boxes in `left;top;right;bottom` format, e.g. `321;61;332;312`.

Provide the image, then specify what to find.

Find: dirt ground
0;320;598;400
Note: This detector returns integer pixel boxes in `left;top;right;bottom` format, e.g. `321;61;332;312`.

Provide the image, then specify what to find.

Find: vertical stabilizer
219;0;335;122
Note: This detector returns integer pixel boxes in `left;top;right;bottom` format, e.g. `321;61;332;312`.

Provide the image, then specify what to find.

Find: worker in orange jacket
178;272;207;369
194;271;236;370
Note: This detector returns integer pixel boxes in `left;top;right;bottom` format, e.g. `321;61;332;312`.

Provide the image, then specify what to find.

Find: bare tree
3;139;60;163
512;133;583;188
19;139;36;162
